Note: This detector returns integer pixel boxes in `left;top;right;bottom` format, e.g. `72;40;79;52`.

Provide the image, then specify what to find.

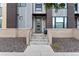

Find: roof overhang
32;14;46;16
75;14;79;18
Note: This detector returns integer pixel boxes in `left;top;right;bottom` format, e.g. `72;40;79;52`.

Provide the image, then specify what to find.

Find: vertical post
2;3;7;29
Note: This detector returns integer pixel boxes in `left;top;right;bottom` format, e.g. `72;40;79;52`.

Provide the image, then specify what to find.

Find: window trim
75;3;78;11
0;17;2;28
77;18;79;29
35;3;42;11
17;3;26;7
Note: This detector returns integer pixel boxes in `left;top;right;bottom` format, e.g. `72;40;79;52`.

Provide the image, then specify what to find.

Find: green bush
52;43;60;49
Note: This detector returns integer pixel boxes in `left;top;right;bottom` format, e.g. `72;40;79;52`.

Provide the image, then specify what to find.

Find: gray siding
52;9;67;16
26;4;32;29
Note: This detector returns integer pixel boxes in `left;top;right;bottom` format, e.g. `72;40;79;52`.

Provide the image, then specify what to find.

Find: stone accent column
7;3;17;28
67;3;76;28
2;3;7;29
46;8;52;28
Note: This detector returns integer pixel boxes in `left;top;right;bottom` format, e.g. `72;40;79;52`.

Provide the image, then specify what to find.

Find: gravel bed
0;37;26;52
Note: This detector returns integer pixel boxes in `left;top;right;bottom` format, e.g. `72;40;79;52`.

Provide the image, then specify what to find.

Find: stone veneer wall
46;8;52;28
67;3;76;28
47;28;79;45
0;29;32;45
73;29;79;40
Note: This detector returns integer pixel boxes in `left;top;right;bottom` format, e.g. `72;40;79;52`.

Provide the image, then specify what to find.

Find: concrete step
30;41;49;45
32;34;47;37
30;34;48;45
32;33;44;36
32;35;47;39
31;36;47;39
30;39;48;42
31;38;47;40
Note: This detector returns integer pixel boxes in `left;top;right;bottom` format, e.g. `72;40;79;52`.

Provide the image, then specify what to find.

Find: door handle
19;16;23;20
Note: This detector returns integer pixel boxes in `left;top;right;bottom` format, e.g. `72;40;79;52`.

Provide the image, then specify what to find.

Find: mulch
52;38;79;52
0;37;26;52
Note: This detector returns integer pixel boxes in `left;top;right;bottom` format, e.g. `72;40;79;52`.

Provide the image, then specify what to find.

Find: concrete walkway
24;45;54;56
0;34;54;56
23;34;54;56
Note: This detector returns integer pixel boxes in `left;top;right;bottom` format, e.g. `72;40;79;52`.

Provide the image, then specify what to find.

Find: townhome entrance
35;17;42;33
33;16;46;33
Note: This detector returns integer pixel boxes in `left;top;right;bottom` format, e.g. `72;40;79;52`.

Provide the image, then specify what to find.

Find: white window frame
77;18;79;29
17;3;26;7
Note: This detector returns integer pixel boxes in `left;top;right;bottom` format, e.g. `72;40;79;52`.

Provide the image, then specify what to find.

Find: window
75;3;78;11
17;3;26;7
0;4;2;17
0;17;2;28
52;17;67;28
0;3;2;7
77;18;79;29
0;3;2;28
64;3;67;8
35;4;42;11
55;17;64;28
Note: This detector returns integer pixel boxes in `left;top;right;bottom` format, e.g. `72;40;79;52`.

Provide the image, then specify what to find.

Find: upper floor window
0;17;2;28
0;3;2;7
75;3;78;11
17;3;26;7
64;3;67;8
35;4;42;11
0;4;2;28
0;3;2;17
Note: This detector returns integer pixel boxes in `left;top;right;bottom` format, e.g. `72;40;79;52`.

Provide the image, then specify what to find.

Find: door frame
33;16;43;33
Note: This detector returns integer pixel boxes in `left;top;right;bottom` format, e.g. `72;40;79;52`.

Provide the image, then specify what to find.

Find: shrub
52;43;60;49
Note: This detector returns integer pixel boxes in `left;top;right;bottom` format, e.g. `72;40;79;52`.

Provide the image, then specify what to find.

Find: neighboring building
0;3;79;33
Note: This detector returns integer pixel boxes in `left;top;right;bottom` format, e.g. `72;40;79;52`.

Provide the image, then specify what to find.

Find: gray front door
35;17;42;33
